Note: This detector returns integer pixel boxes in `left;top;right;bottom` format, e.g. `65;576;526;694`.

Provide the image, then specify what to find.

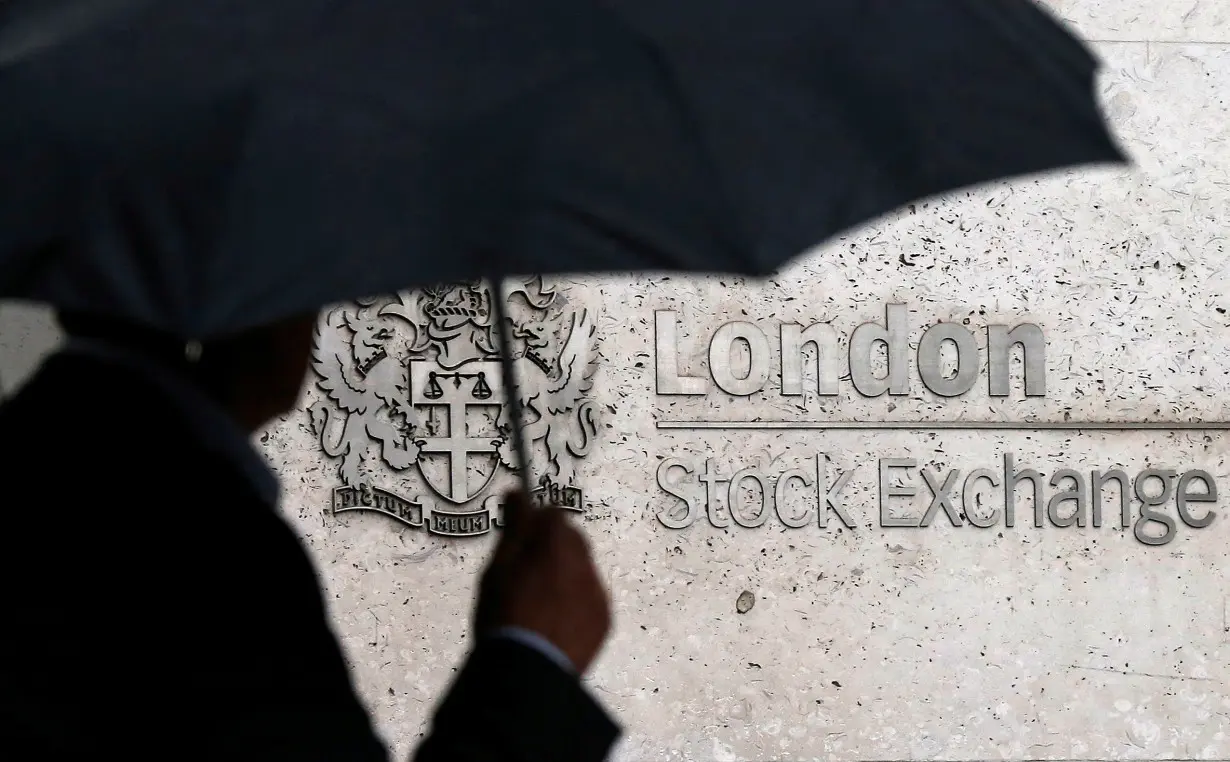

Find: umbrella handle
489;277;536;512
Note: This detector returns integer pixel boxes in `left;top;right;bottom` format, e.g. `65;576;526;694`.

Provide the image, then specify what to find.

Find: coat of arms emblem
307;277;601;536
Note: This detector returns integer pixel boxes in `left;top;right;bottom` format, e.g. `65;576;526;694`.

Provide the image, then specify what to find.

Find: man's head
58;310;319;432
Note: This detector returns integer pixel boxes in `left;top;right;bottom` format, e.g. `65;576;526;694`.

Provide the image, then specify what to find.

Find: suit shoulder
0;353;247;504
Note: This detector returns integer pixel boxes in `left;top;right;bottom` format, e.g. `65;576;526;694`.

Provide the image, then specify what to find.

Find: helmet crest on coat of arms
307;277;601;536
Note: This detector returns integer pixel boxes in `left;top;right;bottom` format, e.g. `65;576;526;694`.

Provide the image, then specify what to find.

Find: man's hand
474;492;612;675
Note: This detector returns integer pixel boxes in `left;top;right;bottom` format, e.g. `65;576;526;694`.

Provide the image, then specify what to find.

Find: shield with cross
408;356;506;505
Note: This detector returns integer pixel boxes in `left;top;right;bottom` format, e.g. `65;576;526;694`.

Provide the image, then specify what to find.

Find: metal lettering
1091;469;1129;528
850;304;911;397
332;486;425;529
653;453;854;531
780;323;840;397
656;458;699;529
879;458;919;527
917;323;980;397
651;448;1220;546
709;322;771;396
920;467;962;527
1176;470;1218;528
651;303;1051;400
728;467;769;528
987;323;1046;397
428;511;491;538
962;468;1001;528
774;468;813;528
1047;469;1087;527
1003;453;1044;528
655;310;706;395
530;481;585;512
1134;470;1177;546
335;487;361;511
819;457;855;529
699;459;732;528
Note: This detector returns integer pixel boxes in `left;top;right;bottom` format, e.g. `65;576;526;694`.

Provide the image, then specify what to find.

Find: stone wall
3;2;1229;759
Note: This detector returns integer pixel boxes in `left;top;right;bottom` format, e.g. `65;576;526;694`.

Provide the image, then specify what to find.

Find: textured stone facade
2;2;1229;759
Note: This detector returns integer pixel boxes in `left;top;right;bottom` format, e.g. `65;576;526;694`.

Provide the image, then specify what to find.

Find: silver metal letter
774;468;814;529
781;323;840;397
728;467;769;528
987;323;1046;397
1176;470;1218;529
709;321;771;396
818;455;856;529
1091;469;1130;528
917;323;980;397
700;459;731;528
1133;469;1177;546
920;467;963;527
1047;469;1088;527
962;468;1001;528
879;458;919;527
850;304;910;397
656;457;699;529
1003;453;1044;528
655;310;706;395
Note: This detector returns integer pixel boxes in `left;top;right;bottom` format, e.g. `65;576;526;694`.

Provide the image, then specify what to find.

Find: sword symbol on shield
410;359;504;504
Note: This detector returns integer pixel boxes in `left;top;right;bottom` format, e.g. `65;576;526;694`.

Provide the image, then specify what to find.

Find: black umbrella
0;0;1126;492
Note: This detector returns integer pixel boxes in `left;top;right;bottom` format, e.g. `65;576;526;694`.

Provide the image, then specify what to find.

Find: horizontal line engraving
1090;39;1230;45
657;420;1230;431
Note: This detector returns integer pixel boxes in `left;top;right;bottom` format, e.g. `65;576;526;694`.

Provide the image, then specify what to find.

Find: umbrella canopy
0;0;1125;342
0;0;1126;490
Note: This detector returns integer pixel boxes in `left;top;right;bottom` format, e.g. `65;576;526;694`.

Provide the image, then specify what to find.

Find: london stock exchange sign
653;304;1228;547
307;278;600;537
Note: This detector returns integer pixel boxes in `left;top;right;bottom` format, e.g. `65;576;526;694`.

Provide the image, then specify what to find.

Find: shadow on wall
0;303;62;396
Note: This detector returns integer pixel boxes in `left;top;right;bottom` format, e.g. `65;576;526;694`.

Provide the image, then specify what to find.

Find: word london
653;303;1220;547
655;303;1045;398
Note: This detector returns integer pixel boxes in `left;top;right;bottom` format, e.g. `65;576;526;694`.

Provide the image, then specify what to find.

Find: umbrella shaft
490;278;535;502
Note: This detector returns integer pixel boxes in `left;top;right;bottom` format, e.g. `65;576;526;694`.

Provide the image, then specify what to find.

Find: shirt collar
61;337;281;506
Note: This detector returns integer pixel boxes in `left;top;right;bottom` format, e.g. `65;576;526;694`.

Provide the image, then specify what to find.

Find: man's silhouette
0;311;618;760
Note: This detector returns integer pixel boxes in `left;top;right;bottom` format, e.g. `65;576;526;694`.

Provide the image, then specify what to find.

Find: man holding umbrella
0;311;620;760
0;0;1123;758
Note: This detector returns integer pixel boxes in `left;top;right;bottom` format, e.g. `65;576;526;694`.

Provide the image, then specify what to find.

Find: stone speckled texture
2;7;1229;761
1040;0;1230;41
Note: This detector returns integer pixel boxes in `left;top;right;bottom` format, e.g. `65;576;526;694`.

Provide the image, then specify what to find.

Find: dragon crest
304;278;602;536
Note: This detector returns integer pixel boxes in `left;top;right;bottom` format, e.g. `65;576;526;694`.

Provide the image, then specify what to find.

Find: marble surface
2;5;1229;761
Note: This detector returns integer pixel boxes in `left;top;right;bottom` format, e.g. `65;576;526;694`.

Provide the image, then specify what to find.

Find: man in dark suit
0;311;619;760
